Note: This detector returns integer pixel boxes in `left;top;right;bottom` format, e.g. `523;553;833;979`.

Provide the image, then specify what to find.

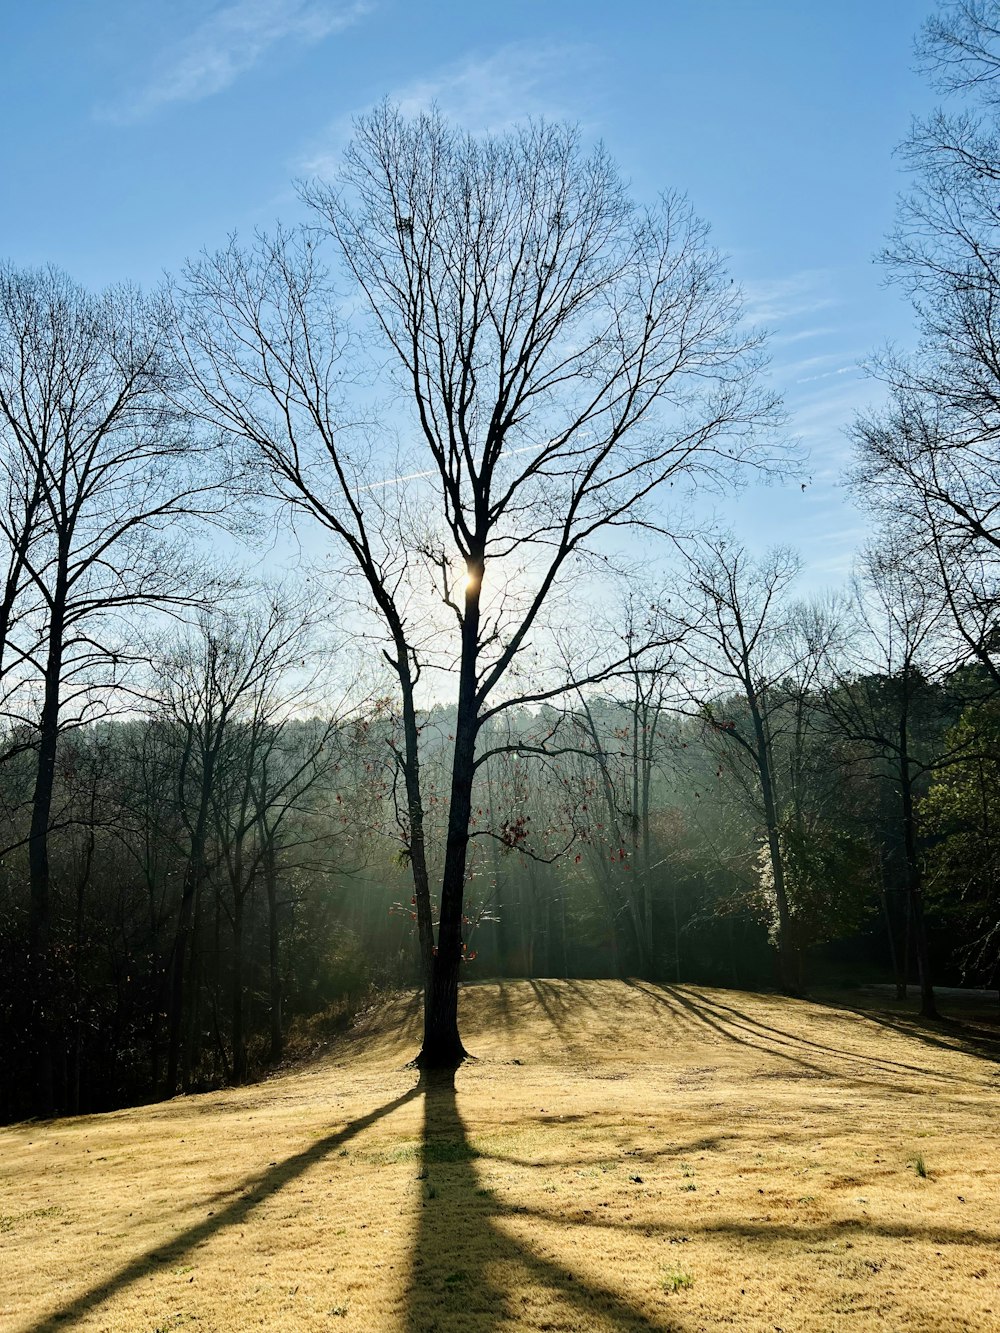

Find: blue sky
1;0;937;591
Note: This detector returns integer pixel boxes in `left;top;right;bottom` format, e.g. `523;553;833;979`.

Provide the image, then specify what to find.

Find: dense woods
5;2;1000;1121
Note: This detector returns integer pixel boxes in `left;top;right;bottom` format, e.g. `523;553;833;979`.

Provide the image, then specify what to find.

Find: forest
4;1;1000;1129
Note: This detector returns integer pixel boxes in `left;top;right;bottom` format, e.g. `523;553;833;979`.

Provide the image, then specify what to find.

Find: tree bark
264;833;283;1063
748;695;798;993
166;749;214;1095
27;581;67;1115
416;566;483;1068
899;717;937;1019
231;896;246;1083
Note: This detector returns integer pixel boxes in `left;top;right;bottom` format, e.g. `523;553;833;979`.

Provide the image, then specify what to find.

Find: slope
2;981;998;1333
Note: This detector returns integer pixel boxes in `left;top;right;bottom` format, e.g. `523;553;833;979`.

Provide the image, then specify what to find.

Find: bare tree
206;606;343;1082
0;265;215;1112
561;600;678;977
854;2;1000;679
155;596;336;1092
666;539;813;990
172;107;780;1067
810;541;954;1018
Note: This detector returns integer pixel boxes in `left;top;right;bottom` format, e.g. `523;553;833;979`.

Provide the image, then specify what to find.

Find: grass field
2;981;999;1333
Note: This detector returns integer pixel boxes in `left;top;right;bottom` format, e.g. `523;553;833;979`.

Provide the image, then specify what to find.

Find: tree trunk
881;877;906;1001
672;882;681;984
148;865;165;1095
417;564;483;1068
70;827;94;1117
166;754;213;1095
899;720;937;1020
749;699;798;994
560;889;569;978
264;834;283;1063
232;896;246;1083
182;887;204;1091
27;592;66;1116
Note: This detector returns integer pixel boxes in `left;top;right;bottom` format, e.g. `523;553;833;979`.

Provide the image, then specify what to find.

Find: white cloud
742;269;841;326
389;45;581;131
103;0;370;123
794;364;857;385
298;42;591;176
770;325;838;347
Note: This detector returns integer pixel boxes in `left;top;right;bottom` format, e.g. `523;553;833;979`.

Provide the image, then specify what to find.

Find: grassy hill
2;981;999;1333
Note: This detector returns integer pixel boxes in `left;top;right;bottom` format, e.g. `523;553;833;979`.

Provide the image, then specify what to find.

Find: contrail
358;443;544;492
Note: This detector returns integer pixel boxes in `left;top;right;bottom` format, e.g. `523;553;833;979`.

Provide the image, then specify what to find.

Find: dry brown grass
2;981;999;1333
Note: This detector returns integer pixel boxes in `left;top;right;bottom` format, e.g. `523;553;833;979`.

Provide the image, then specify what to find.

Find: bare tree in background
854;1;1000;677
0;265;215;1112
172;107;780;1068
563;599;679;977
156;596;337;1093
206;604;343;1082
666;539;810;991
810;541;953;1018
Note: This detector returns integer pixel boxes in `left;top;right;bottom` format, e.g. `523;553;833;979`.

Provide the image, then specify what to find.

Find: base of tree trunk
412;1040;470;1071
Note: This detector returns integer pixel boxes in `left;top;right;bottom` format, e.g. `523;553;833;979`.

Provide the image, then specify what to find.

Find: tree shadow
403;1068;681;1332
527;979;591;1057
812;995;1000;1068
492;979;519;1043
689;986;999;1076
19;1083;421;1333
510;1195;1000;1250
624;981;994;1088
623;981;835;1081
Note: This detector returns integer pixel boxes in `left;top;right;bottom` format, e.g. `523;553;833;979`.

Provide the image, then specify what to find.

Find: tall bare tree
854;2;1000;680
810;542;953;1017
156;596;333;1092
0;265;215;1111
172;107;779;1067
666;539;812;990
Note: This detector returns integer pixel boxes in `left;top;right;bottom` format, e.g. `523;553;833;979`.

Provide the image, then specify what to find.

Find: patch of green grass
661;1267;693;1293
909;1153;929;1179
374;1136;481;1166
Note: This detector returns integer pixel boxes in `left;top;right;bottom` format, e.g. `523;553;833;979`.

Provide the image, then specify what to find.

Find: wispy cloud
298;42;592;175
390;44;586;131
770;325;838;347
743;269;841;326
102;0;370;124
794;364;857;385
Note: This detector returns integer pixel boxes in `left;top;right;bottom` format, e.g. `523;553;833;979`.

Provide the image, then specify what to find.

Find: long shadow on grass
625;982;990;1089
624;982;834;1081
20;1083;421;1333
813;996;1000;1069
404;1069;681;1332
688;987;999;1080
528;979;593;1058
